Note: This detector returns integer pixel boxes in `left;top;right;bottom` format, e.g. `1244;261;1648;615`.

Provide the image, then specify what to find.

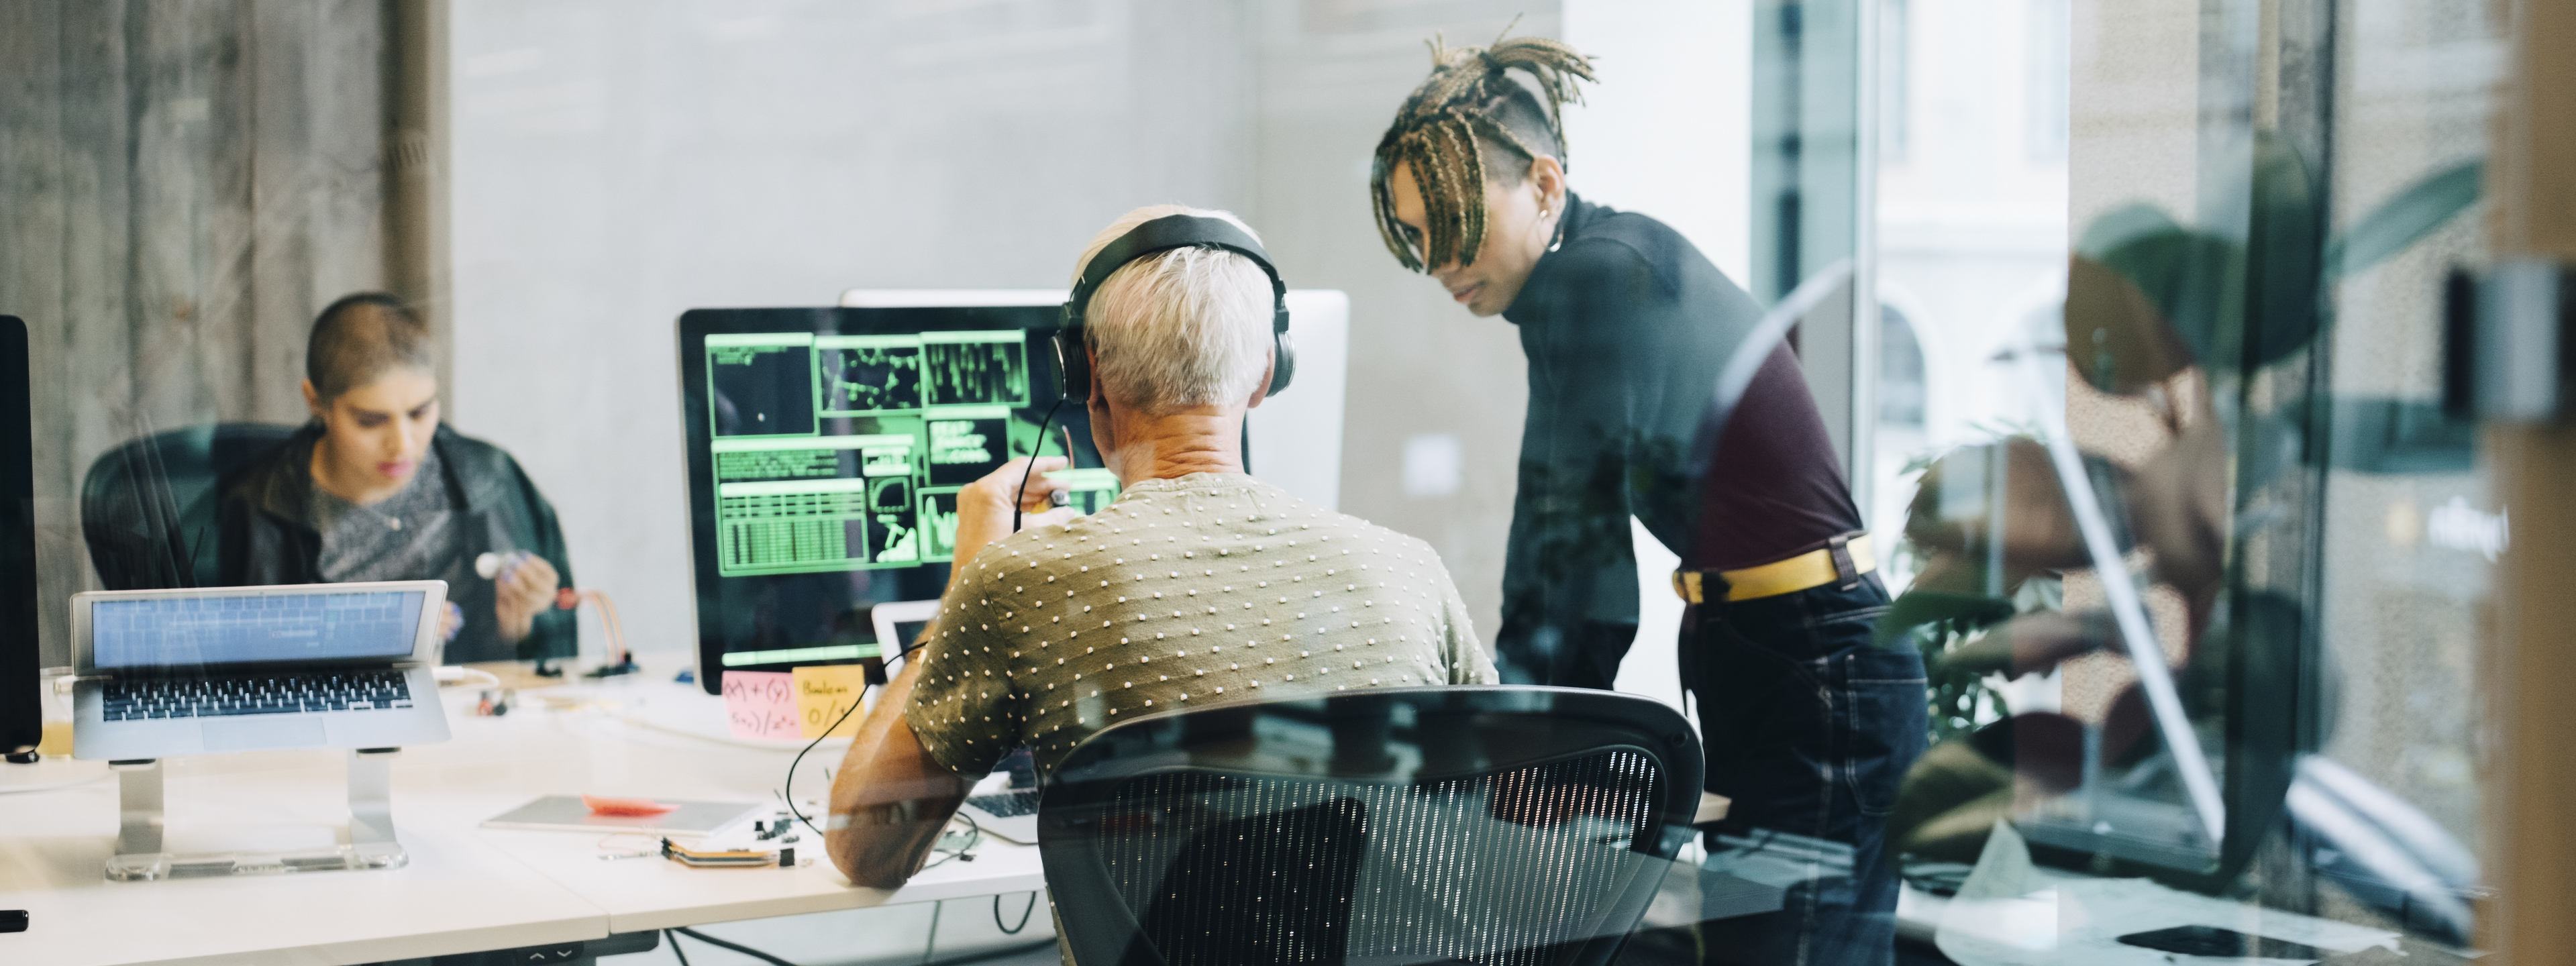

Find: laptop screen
90;590;426;669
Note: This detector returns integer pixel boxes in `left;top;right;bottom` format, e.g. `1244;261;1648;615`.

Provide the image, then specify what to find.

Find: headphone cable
1011;397;1070;535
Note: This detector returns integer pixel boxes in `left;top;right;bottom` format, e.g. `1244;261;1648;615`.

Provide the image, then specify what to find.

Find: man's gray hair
1072;205;1274;415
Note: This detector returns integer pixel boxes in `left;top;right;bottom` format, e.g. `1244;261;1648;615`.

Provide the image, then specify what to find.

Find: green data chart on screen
703;331;1112;577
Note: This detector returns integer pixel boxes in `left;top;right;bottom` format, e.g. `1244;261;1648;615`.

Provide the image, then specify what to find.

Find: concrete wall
0;0;408;666
450;0;1261;657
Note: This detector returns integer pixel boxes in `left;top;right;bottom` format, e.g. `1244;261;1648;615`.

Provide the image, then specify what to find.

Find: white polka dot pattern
901;474;1496;776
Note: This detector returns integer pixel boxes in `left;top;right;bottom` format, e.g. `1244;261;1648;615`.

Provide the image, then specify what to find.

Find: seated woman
214;292;575;665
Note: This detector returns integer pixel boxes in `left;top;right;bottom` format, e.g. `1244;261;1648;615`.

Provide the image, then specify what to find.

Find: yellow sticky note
793;664;870;739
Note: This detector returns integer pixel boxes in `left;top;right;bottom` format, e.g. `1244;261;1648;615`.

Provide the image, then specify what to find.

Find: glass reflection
1862;1;2502;959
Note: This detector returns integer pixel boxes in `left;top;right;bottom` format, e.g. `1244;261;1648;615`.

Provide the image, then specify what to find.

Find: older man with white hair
824;205;1495;890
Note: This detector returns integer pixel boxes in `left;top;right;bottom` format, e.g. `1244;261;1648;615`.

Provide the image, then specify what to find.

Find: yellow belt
1671;534;1875;604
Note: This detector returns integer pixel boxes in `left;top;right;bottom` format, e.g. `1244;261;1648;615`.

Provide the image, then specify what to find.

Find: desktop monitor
0;318;33;760
676;303;1118;694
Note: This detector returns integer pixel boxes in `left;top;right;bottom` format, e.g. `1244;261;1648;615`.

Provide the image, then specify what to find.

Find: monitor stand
103;748;407;881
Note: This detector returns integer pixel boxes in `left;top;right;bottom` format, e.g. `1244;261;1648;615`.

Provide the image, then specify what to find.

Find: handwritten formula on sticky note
723;671;798;741
794;664;870;739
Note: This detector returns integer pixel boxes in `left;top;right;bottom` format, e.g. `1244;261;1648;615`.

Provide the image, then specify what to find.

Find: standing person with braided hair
1370;34;1926;965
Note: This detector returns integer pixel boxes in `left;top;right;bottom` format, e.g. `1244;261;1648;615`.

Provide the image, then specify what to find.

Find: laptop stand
103;747;407;881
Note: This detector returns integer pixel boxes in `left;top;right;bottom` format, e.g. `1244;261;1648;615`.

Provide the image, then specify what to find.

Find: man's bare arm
823;656;970;888
824;454;1070;886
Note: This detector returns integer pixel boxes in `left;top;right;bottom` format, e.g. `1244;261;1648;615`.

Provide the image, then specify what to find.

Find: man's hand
945;456;1076;592
962;454;1074;519
495;555;561;643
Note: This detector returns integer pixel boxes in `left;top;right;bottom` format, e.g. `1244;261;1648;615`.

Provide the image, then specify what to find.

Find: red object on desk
582;794;680;817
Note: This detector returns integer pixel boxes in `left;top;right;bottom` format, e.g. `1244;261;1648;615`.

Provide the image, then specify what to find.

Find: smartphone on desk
2117;925;2323;960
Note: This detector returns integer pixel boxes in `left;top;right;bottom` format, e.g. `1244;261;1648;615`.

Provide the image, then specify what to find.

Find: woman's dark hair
307;292;433;402
1370;30;1596;272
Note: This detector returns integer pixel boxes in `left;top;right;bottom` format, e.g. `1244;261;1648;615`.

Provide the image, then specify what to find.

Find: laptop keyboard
102;670;413;721
970;789;1041;818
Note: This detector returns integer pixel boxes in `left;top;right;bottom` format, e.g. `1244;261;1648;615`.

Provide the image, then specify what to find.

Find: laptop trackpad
203;716;325;751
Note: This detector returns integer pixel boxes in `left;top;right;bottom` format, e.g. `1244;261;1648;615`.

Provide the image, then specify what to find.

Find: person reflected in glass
1368;34;1926;965
213;292;575;665
1886;252;2236;863
823;206;1496;903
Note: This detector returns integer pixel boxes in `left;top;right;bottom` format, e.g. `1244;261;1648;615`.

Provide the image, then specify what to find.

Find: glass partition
1861;0;2503;957
0;0;2533;961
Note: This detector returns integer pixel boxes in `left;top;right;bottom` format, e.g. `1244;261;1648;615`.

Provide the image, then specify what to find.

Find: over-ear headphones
1055;214;1294;404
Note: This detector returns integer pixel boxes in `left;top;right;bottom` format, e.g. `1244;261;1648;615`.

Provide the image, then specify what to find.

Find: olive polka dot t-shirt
903;473;1496;777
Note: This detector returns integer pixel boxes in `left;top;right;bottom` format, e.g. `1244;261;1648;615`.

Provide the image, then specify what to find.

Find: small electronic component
660;837;797;869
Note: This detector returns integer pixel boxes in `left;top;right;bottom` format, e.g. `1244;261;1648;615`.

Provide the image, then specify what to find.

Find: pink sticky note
722;671;800;741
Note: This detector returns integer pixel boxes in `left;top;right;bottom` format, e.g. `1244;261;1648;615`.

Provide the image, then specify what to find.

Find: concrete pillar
0;0;430;665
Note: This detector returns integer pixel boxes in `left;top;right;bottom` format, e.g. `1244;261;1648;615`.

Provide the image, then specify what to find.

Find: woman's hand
495;554;561;643
945;456;1076;592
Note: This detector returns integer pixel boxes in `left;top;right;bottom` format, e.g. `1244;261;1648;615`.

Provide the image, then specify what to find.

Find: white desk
464;676;1045;936
0;669;1042;965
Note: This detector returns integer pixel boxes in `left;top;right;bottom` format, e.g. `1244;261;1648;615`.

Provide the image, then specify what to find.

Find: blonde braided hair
1370;29;1596;272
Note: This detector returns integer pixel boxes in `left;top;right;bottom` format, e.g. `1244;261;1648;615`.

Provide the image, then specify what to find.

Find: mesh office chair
81;423;299;590
1039;686;1702;966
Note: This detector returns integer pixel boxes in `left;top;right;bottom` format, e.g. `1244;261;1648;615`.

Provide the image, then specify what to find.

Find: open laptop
959;777;1040;845
71;581;453;759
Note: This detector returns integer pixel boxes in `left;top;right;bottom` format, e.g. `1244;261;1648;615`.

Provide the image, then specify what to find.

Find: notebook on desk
480;796;766;837
69;581;453;759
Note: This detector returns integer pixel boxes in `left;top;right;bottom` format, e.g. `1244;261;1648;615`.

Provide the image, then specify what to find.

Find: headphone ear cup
1054;329;1091;403
1268;330;1296;396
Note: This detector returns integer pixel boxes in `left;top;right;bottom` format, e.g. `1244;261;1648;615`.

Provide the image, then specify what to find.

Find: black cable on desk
672;927;802;966
780;690;866;839
934;937;1059;965
778;604;937;841
994;891;1037;934
777;676;978;861
668;927;1055;966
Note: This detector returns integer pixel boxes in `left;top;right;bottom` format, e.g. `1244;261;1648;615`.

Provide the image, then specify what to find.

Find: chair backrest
81;423;299;590
1039;686;1702;966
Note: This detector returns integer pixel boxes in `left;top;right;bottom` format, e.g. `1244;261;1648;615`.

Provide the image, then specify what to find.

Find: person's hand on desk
495;554;560;643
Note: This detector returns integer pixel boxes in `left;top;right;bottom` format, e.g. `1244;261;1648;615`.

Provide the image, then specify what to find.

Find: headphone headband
1055;214;1297;403
1062;215;1291;335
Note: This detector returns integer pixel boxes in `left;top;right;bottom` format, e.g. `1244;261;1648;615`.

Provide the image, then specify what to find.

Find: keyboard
101;670;413;721
970;788;1041;818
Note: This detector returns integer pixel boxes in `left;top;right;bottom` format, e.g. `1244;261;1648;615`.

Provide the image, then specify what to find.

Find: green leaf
2327;159;2483;281
1875;590;2016;647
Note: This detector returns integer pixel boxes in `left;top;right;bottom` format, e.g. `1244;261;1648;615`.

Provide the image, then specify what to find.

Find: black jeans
1683;574;1928;966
